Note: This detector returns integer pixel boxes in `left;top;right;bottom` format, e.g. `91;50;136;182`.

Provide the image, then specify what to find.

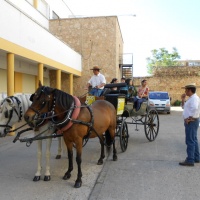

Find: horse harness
14;87;105;146
0;96;23;135
29;88;104;145
48;95;97;143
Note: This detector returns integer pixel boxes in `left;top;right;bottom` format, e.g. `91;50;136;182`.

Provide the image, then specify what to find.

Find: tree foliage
146;47;181;74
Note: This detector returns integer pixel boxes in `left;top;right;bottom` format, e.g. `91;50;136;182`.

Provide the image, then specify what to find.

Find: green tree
146;47;181;74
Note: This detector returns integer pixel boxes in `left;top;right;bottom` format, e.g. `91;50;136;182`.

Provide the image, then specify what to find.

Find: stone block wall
133;66;200;104
49;16;123;96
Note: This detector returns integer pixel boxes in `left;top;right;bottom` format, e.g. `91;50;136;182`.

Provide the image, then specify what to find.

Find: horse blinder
29;89;53;123
5;110;8;118
30;94;34;102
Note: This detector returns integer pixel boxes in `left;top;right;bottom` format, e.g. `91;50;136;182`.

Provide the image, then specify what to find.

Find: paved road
0;129;104;200
89;107;200;200
1;107;200;200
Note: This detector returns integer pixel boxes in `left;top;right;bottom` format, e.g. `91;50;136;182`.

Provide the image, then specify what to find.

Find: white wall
45;0;72;19
6;0;49;28
0;0;82;72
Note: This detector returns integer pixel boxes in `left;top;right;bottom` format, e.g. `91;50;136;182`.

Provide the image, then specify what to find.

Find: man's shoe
179;161;194;166
195;160;200;163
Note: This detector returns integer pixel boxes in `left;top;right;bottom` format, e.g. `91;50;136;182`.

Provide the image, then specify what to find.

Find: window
52;11;59;19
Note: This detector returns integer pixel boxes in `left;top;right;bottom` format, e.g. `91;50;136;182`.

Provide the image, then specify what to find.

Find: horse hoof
97;160;103;165
74;181;82;188
63;173;71;180
113;155;118;161
33;176;40;182
44;176;51;181
55;155;61;159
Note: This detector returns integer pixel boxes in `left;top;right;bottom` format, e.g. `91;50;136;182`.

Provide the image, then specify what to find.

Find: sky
61;0;200;77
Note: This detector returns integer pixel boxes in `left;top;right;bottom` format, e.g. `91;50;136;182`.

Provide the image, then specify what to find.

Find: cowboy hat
90;66;101;70
182;83;196;89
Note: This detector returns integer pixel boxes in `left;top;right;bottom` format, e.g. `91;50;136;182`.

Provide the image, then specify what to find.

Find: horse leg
97;136;105;165
106;127;117;161
74;140;83;188
112;139;118;161
44;137;52;181
56;137;67;159
63;142;73;180
55;137;62;159
33;139;42;181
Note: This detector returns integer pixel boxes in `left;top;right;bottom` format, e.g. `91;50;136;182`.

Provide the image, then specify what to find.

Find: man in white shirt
179;83;200;166
87;66;106;97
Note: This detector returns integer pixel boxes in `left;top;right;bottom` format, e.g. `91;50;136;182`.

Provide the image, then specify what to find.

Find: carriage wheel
144;109;159;141
119;119;129;152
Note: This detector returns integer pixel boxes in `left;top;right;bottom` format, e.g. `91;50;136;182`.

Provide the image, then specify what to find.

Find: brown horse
24;83;117;188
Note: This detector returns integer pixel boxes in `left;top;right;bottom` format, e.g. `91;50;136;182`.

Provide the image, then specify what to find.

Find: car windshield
149;92;169;99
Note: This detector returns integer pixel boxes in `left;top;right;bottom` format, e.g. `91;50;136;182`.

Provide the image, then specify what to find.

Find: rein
13;122;59;146
30;103;88;124
29;88;82;133
27;87;109;147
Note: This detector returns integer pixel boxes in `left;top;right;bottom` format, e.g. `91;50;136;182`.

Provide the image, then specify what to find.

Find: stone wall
49;16;123;96
133;66;200;104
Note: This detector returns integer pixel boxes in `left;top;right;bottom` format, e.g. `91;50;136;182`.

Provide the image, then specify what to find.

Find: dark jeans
132;97;147;111
89;88;103;97
184;119;200;163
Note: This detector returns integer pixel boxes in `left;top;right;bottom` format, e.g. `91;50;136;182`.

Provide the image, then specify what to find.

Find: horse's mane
16;94;32;114
52;88;74;110
0;94;32;125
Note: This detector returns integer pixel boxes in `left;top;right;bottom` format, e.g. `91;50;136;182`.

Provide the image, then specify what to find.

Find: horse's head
24;83;55;128
0;96;22;137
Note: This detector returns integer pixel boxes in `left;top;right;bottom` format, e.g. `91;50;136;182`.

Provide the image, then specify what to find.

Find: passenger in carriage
86;65;106;97
121;77;126;83
119;77;126;91
131;79;149;111
110;78;118;90
119;77;127;93
120;78;137;100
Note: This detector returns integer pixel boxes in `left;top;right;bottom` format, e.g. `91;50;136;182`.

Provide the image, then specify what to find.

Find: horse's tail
105;130;113;147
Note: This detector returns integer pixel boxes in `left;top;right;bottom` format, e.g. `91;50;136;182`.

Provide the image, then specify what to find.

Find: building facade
49;16;124;96
0;0;81;97
0;0;125;98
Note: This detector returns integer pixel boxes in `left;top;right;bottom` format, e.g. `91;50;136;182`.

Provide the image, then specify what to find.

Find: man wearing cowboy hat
179;83;200;166
87;65;106;96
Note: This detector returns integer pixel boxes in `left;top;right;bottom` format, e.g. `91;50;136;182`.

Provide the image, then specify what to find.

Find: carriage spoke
119;120;129;152
144;109;159;141
146;125;154;140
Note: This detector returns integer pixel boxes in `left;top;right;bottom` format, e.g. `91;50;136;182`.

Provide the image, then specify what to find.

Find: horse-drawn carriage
82;82;159;152
0;81;159;188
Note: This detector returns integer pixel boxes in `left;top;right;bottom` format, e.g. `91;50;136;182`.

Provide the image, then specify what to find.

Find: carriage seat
122;101;147;117
102;83;127;97
104;93;126;116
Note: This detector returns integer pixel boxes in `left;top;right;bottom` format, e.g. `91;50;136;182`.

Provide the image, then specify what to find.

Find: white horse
0;94;65;181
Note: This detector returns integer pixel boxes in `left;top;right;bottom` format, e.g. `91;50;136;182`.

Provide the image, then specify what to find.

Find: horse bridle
29;87;78;129
0;96;23;135
28;87;56;126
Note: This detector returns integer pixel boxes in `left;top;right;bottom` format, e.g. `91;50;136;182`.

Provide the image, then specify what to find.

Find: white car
148;91;171;114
